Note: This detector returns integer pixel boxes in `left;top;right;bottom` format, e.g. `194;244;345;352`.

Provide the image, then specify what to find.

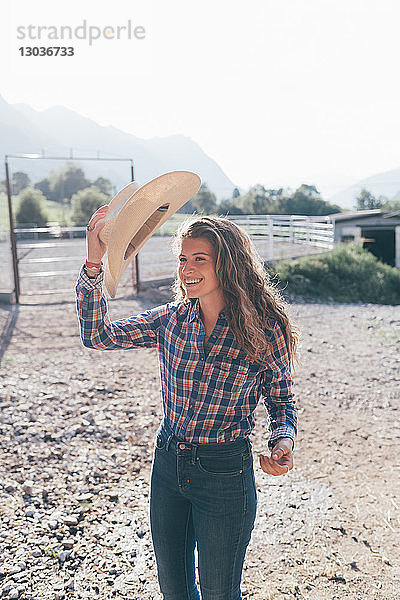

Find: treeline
1;164;114;226
2;165;344;227
355;188;400;212
179;183;342;216
1;165;113;200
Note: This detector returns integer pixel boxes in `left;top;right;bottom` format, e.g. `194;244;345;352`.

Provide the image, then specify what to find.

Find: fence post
5;157;20;304
306;216;311;254
268;216;274;259
131;255;140;294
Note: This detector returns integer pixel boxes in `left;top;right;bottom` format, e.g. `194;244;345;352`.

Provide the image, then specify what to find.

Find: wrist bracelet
85;260;103;269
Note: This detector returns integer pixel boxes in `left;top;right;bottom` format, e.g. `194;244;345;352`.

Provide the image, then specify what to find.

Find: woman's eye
179;257;205;262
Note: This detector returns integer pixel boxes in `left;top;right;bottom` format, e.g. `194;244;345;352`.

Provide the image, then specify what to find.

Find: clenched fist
259;437;294;476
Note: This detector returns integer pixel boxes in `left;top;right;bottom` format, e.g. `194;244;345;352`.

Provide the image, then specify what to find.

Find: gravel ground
0;284;399;600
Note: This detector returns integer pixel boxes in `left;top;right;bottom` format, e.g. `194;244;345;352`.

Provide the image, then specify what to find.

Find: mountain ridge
1;96;235;199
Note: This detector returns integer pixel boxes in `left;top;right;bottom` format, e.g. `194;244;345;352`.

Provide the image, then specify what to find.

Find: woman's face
178;237;222;302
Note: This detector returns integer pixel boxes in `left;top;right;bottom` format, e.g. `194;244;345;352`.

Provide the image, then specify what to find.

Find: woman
76;207;298;600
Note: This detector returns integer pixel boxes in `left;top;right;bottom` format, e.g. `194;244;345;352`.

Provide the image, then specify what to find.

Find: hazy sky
2;0;400;198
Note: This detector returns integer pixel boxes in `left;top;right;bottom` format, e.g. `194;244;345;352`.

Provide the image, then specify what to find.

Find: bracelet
85;259;103;269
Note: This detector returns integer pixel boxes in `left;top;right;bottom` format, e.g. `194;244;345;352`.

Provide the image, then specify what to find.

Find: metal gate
4;153;138;303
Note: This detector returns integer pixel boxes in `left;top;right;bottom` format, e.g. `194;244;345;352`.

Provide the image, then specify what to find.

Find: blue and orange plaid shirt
75;267;297;449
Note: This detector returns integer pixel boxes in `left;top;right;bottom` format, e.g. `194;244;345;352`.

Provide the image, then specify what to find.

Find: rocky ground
0;283;399;600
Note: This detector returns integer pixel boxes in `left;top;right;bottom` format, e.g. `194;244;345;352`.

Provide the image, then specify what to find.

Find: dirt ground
0;283;399;600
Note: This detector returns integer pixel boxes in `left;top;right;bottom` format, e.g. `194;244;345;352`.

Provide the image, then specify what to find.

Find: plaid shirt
76;266;297;449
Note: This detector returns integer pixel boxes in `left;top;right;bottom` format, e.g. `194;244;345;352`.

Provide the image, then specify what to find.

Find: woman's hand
259;438;294;476
86;205;109;263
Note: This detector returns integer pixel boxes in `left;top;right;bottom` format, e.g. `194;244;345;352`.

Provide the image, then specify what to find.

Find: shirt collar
188;298;226;323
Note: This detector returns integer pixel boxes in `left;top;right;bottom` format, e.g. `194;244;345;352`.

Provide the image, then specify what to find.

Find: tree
232;187;240;199
34;178;52;199
71;186;109;224
16;188;48;226
218;198;244;215
355;188;383;211
239;185;283;214
12;171;30;195
93;177;113;196
381;197;400;212
190;183;217;214
283;185;341;215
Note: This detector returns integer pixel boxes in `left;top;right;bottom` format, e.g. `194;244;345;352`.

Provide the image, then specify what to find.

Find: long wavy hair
170;215;299;365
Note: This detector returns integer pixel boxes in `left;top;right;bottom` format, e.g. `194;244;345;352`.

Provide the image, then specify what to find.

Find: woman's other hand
259;438;294;476
86;205;109;263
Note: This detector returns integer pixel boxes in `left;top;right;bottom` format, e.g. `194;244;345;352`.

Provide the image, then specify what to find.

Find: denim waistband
156;417;252;457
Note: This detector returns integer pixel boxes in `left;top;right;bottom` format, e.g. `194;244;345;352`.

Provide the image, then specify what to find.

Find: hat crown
98;181;141;244
98;171;201;298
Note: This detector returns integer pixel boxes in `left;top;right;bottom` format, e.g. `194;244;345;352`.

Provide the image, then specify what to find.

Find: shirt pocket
213;356;252;397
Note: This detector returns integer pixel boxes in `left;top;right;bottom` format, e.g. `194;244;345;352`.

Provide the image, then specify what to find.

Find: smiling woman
76;212;298;600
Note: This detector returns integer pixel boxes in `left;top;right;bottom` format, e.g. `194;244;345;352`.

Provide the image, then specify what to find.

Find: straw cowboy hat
97;170;201;298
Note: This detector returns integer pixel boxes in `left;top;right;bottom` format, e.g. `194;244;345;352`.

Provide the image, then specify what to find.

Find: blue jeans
149;418;257;600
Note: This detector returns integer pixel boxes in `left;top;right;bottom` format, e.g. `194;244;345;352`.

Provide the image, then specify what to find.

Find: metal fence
0;215;334;302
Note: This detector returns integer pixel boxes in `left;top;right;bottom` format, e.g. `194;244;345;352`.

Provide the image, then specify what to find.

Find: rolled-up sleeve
260;321;297;450
75;265;176;350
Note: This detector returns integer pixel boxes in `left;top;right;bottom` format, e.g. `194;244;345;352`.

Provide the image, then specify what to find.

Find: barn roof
383;210;400;218
328;209;382;221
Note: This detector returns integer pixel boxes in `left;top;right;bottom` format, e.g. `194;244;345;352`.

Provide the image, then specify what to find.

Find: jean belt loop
165;432;174;451
245;437;252;453
191;443;198;465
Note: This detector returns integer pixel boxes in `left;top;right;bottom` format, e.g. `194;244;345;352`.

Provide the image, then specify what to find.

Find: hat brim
100;171;201;298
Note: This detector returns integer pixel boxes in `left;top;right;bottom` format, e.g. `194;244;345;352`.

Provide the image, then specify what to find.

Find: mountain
0;96;235;199
0;95;60;156
327;167;400;209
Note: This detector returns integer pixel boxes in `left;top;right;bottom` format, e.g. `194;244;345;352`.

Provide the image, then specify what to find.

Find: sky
2;0;400;199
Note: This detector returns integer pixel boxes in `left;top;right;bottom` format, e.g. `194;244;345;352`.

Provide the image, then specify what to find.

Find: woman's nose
182;262;194;273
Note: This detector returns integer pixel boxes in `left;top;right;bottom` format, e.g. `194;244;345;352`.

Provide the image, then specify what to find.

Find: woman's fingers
87;205;109;231
259;453;292;476
86;206;110;263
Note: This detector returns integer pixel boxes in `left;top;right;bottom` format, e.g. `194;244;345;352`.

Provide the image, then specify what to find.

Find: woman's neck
198;295;225;326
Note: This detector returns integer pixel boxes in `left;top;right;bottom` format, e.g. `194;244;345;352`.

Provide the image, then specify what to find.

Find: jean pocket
196;452;244;476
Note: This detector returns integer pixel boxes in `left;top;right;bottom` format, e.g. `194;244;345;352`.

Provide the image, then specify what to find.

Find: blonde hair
170;215;299;364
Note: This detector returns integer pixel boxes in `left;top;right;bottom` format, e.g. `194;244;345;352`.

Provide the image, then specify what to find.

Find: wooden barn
328;209;400;269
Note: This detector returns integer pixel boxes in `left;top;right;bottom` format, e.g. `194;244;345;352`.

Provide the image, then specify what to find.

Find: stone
22;481;34;495
63;516;78;527
4;482;17;493
58;551;71;564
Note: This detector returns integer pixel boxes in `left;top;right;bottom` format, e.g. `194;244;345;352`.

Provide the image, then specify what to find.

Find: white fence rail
225;215;334;250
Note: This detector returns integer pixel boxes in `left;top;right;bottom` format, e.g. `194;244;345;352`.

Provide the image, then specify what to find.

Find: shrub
71;186;109;224
271;243;400;305
16;188;48;226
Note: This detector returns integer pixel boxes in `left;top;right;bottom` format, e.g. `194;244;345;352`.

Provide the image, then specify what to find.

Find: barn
328;209;400;269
